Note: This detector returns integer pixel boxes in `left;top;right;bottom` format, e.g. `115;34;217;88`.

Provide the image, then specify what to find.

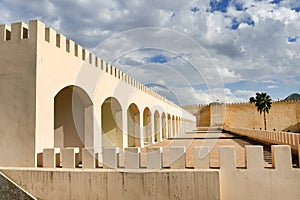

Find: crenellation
95;56;98;67
56;34;66;50
82;148;97;169
219;146;236;170
45;27;56;44
66;39;75;55
271;145;292;171
82;48;86;61
88;52;93;65
77;44;83;59
38;145;299;170
61;147;80;169
0;24;11;42
11;22;28;41
245;146;264;170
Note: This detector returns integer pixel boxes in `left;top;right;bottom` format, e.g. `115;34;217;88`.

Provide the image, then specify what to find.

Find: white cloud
267;85;279;89
1;0;300;104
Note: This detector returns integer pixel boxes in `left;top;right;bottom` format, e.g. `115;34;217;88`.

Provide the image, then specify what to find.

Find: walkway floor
145;131;273;168
118;131;298;168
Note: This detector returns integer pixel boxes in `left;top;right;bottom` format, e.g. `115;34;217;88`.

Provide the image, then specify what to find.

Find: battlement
183;99;300;108
39;144;299;170
0;20;181;110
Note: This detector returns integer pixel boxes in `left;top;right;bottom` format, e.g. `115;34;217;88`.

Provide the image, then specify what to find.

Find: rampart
0;20;195;168
224;100;300;132
183;100;300;132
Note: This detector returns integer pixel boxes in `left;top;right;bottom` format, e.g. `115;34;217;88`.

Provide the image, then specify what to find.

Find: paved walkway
143;131;270;168
118;131;298;168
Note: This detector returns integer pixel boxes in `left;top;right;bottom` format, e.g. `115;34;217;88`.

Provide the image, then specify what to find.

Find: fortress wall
0;22;38;167
199;105;211;127
225;101;300;132
35;18;196;155
0;20;196;168
183;100;300;132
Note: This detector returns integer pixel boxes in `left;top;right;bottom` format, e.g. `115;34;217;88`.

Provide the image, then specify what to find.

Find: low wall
0;168;220;200
2;145;300;200
220;145;300;200
225;127;300;153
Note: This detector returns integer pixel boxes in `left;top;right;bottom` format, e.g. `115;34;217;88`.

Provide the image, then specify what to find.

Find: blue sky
1;0;300;105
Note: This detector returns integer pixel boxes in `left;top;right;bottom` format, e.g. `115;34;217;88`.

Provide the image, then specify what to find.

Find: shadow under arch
143;107;152;145
54;85;93;161
127;103;140;147
161;112;167;139
154;110;160;142
101;97;123;148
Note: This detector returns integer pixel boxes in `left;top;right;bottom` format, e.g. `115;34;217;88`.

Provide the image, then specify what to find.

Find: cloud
1;0;300;104
267;85;279;89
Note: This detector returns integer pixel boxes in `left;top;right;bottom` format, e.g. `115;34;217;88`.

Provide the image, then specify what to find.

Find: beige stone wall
2;144;300;200
0;168;220;200
0;20;196;167
184;100;300;132
199;105;210;127
224;100;300;132
0;22;37;167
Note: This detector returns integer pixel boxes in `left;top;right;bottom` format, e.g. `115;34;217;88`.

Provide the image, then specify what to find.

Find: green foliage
249;92;272;114
249;92;272;130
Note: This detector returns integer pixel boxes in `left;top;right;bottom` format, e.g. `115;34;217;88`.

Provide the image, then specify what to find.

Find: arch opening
167;114;171;138
154;110;160;142
161;112;166;139
143;107;152;145
127;103;140;147
54;85;93;161
101;97;123;148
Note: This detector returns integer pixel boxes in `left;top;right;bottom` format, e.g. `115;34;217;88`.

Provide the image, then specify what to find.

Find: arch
167;114;172;138
172;115;175;137
176;116;179;136
161;112;166;139
54;85;93;161
127;103;140;147
101;97;123;148
154;110;160;142
143;107;152;145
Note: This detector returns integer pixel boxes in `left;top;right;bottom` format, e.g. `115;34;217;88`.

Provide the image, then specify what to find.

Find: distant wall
225;100;300;132
183;100;300;132
182;105;210;127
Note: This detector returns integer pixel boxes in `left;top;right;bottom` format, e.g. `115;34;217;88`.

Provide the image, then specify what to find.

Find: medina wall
0;20;196;168
224;100;300;132
184;100;300;132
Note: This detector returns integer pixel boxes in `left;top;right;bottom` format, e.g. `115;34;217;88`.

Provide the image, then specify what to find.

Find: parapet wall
2;144;300;200
225;127;300;153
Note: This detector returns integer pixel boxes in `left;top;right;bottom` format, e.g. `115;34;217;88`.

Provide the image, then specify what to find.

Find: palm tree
249;92;272;130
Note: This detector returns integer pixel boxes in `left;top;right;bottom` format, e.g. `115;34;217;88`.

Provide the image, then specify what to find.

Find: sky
1;0;300;105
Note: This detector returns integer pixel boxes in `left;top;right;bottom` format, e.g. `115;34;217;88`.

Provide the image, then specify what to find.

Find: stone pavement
117;131;276;168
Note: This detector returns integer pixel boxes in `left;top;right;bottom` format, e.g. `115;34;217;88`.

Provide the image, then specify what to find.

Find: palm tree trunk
263;111;267;130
